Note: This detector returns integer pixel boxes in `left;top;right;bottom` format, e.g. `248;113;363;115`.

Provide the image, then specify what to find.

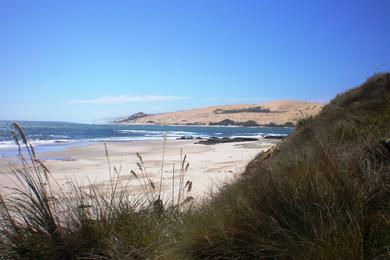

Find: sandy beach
0;138;279;200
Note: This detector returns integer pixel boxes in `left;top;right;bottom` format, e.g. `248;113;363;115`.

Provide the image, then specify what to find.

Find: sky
0;0;389;122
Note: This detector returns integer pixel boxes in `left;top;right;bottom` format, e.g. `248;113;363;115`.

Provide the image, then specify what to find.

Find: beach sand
0;139;279;200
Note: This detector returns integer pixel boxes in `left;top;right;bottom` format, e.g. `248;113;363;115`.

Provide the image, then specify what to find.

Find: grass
0;73;389;259
214;106;271;114
175;73;390;259
0;124;193;259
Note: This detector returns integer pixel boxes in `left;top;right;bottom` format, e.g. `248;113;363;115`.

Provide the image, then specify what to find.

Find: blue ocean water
0;121;293;155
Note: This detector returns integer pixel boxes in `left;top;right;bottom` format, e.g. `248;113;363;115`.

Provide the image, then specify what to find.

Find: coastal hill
117;100;324;126
179;74;390;258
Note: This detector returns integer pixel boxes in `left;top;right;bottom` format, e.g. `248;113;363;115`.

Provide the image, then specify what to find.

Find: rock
240;120;260;127
115;112;150;123
209;119;236;126
195;137;258;145
263;135;286;140
176;136;194;140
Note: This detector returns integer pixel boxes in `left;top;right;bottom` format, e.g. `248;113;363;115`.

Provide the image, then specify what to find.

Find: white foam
0;139;73;150
0;141;18;149
116;129;198;137
116;130;162;134
231;133;288;139
49;134;70;138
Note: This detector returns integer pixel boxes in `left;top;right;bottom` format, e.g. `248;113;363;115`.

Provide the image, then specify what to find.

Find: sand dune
119;100;324;126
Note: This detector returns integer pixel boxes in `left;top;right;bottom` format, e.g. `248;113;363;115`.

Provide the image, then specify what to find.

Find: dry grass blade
185;162;190;172
11;122;28;146
181;196;194;205
136;162;143;173
136;152;144;163
181;155;187;169
130;170;138;179
186;181;192;193
158;132;167;197
10;130;21;156
172;163;175;207
149;179;156;191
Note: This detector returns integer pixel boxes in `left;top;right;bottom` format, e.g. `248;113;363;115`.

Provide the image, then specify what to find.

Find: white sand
0;139;279;200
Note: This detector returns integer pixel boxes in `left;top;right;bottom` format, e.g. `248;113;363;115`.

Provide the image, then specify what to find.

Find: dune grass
0;73;389;259
173;73;390;259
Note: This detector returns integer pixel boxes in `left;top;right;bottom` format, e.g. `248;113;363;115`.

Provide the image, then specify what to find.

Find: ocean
0;120;293;156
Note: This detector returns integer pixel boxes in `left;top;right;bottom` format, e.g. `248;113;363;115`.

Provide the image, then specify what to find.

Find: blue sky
0;0;389;122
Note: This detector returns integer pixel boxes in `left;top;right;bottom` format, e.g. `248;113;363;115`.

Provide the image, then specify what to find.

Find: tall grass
0;123;193;259
173;73;390;259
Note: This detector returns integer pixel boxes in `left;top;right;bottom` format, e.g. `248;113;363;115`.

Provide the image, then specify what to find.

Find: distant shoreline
112;122;295;128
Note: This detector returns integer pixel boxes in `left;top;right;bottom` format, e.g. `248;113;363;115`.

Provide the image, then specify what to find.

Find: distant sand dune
120;100;324;126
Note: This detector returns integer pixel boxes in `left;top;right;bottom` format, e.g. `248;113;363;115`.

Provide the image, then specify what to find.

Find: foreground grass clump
0;124;192;259
174;74;390;259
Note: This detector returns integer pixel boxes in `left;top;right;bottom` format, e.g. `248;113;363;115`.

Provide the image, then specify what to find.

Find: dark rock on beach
263;135;286;140
196;137;258;145
176;136;205;140
177;136;194;140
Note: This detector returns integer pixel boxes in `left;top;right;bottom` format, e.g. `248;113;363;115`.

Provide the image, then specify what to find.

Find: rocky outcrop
115;112;150;123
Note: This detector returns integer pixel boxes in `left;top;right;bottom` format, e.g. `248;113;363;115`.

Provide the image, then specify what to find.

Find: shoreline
0;138;280;199
1;119;294;128
0;123;292;157
110;122;295;128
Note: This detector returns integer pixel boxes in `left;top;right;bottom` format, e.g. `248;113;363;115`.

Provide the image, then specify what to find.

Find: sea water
0;120;293;156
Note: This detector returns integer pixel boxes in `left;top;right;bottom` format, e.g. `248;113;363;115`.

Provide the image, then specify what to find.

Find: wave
0;122;292;151
115;130;162;134
115;130;198;136
231;133;288;139
0;134;194;150
0;141;18;149
49;135;70;139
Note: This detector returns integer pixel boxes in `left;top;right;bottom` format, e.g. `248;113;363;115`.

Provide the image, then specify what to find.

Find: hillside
118;100;324;126
175;73;390;258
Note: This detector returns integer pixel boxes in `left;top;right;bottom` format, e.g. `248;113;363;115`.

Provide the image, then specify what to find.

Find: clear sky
0;0;389;122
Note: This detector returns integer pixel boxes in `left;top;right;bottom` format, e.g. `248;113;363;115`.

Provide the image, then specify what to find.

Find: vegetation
178;73;390;258
0;126;193;259
295;115;314;129
0;74;389;259
209;119;294;127
214;106;271;114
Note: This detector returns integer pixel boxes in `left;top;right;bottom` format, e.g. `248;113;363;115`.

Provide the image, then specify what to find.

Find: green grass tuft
175;73;390;259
